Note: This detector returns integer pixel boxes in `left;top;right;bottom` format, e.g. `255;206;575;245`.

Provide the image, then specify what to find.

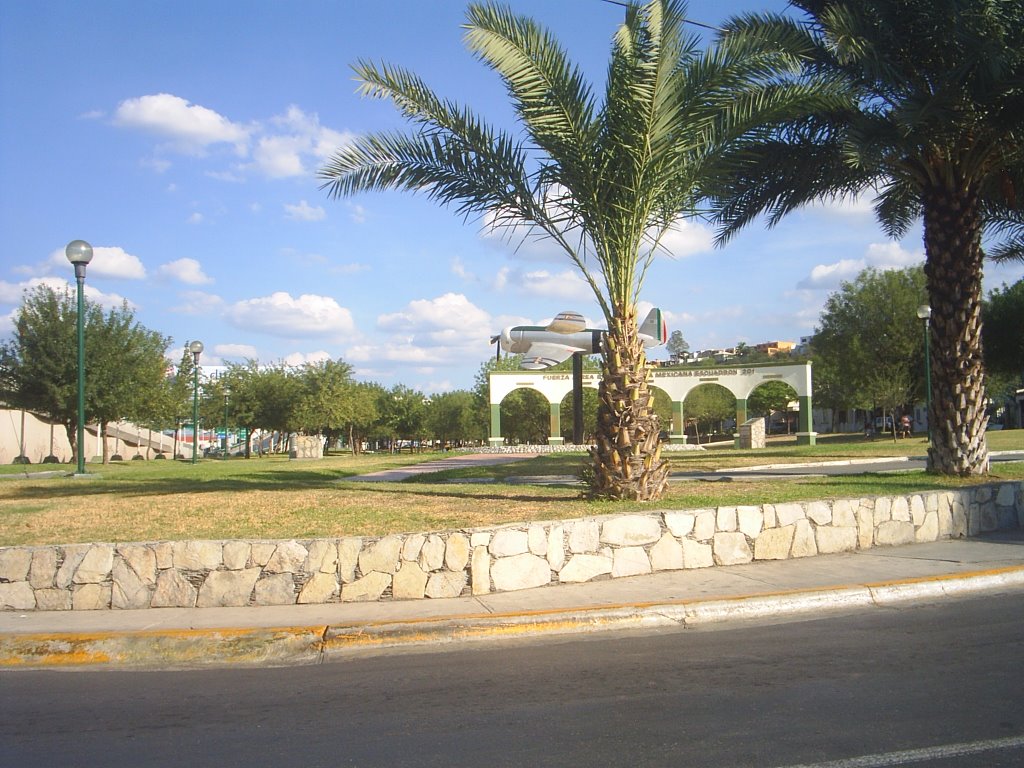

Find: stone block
891;497;911;522
650;533;683;571
716;507;738;533
402;534;426;562
470;532;491;547
693;510;716;541
117;545;157;585
876;520;915;547
34;588;71;611
73;544;114;584
612;547;652;578
111;559;153;609
909;495;926;526
0;581;35;610
254;573;296;605
426;570;468;598
547;525;566;571
602;515;662;546
172;541;223;571
681;539;714;569
418;535;445;572
29;548;58;589
0;547;32;582
762;504;777;529
713;532;752;566
305;540;338;574
298;572;339;604
56;545;89;589
72;583;111;610
915;511;939;543
996;483;1016;507
856;504;875;549
490;529;529;557
791;519;818;558
359;536;403;575
528;525;548;556
737;507;763;539
265;540;309;574
491;553;551;592
154;542;174;570
222;541;250;571
664;511;696;538
754;526;794;560
151;570;198;608
339;538;362;582
568;520;600;553
342;571;391;602
806;502;832;526
775;503;805;527
471;546;491;595
197;568;260;607
815;526;857;554
831;499;857;528
559;554;612;583
874;497;892;526
250;542;277;567
393;562;429;600
445;533;470;571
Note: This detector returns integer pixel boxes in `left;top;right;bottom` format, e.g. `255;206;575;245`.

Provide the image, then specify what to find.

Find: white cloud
0;277;69;305
187;212;204;225
45;245;146;280
654;219;715;258
377;293;490;334
224;292;355;337
114;93;250;155
519;269;592;301
157;258;213;285
254;135;307;177
284;200;326;222
171;290;225;316
249;106;354;179
281;350;332;366
214;343;259;359
348;204;367;224
798;242;925;290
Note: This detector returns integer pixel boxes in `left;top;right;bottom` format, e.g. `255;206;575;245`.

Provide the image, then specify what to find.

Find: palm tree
319;0;810;500
711;0;1024;476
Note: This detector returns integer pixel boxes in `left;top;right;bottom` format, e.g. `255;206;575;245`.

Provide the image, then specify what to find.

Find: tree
684;384;734;443
811;267;927;431
292;359;356;454
379;384;427;451
0;286;171;464
425;390;479;447
748;380;797;433
319;0;812;500
666;330;689;362
712;0;1024;475
982;279;1024;383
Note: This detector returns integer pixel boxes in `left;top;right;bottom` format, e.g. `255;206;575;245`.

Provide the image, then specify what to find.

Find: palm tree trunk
922;184;989;475
590;312;669;500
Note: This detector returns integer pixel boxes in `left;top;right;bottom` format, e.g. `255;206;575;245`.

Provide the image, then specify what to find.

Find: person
900;414;912;438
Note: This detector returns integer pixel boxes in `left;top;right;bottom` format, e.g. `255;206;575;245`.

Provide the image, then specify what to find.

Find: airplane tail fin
639;308;668;346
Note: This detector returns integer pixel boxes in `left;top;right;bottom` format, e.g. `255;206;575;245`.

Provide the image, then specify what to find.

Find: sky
2;0;1021;394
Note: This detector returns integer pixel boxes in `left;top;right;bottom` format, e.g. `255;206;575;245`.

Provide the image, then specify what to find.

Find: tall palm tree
712;0;1024;476
319;0;812;500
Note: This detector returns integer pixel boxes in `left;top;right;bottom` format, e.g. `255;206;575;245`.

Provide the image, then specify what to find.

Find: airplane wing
518;342;578;370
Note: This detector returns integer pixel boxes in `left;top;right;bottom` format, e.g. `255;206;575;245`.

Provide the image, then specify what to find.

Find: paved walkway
2;531;1022;670
344;452;539;482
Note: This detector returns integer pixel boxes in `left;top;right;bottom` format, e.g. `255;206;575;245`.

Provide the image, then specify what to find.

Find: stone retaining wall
1;482;1021;611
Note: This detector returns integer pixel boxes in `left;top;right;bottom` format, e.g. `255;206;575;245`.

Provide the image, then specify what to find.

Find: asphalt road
3;592;1022;768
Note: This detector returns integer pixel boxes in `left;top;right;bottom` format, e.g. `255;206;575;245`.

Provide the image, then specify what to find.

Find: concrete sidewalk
2;531;1022;670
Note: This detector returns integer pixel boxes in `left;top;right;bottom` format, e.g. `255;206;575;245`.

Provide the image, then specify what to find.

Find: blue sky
2;0;1020;393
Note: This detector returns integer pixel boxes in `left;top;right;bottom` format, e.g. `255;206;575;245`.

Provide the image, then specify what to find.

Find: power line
600;0;725;33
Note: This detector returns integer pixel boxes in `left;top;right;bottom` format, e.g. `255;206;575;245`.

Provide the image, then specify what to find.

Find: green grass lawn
0;431;1020;547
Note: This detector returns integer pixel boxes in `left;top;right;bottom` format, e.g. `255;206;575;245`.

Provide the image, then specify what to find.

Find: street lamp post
917;305;933;444
188;340;204;464
223;388;230;459
66;240;93;475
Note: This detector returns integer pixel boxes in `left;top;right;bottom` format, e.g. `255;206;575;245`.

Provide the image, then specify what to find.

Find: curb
3;566;1023;670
